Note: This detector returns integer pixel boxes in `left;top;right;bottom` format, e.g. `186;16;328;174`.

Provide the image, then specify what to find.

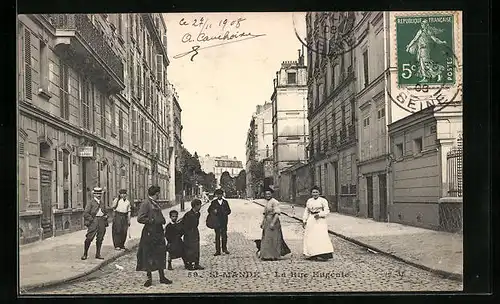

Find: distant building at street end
245;101;273;198
271;49;309;198
388;104;462;231
199;155;244;188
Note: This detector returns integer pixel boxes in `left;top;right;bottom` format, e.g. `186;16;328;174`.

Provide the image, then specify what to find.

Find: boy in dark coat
182;199;205;271
136;186;172;287
164;210;186;270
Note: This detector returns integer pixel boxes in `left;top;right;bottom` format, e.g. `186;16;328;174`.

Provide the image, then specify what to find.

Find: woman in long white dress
302;185;334;261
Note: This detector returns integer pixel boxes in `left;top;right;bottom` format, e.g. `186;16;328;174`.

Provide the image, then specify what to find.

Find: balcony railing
46;14;124;87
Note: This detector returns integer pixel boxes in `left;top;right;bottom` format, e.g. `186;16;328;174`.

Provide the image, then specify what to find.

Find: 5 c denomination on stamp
389;11;463;114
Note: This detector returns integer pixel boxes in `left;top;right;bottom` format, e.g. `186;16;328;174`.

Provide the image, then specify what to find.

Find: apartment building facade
245;102;273;198
306;12;358;214
127;13;171;206
271;52;309;197
17;13;176;244
18;14;131;244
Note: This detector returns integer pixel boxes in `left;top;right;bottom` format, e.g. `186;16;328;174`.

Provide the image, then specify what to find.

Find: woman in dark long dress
182;199;205;270
136;185;172;287
164;209;186;270
259;187;291;261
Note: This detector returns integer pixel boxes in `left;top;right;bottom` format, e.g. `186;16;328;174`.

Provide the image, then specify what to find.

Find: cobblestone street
30;200;462;294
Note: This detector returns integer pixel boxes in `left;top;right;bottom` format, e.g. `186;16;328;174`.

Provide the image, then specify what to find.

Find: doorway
366;176;374;218
333;161;339;212
378;173;388;222
40;169;53;239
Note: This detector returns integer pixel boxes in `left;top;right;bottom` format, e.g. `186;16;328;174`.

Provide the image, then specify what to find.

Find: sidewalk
253;199;463;281
19;201;208;292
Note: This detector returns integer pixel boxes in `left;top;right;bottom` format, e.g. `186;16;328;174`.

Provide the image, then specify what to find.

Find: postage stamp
388;11;463;114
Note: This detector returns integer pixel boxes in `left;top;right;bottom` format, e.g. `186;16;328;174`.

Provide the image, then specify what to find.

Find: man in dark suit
81;187;109;260
207;189;231;256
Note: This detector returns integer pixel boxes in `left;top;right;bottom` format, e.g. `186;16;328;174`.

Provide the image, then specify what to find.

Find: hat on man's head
119;189;127;194
214;189;224;195
93;187;103;194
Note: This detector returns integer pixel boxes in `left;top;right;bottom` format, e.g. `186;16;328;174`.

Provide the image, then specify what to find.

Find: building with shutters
306;12;359;214
127;13;171;207
305;11;462;223
245;102;273;198
17;13;173;245
169;81;182;200
271;51;309;198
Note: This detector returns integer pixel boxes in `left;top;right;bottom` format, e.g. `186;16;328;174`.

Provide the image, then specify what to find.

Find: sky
163;12;306;164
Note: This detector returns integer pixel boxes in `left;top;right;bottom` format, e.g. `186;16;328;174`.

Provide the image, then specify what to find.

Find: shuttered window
140;116;144;148
129;50;134;97
24;29;32;100
136;57;142;100
118;109;124;147
111;98;116;135
59;64;70;120
156;55;163;87
82;80;90;129
132;107;137;145
145;120;150;152
144;74;150;108
100;95;106;138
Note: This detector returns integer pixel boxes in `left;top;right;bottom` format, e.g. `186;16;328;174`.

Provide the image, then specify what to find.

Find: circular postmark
388;13;462;114
292;12;361;61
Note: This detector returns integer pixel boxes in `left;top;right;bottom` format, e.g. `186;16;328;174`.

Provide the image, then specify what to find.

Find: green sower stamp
396;15;455;87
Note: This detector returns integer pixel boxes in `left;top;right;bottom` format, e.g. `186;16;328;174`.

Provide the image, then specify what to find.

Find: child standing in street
164;210;187;270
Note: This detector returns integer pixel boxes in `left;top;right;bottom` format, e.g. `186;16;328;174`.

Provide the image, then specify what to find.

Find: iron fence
447;146;463;197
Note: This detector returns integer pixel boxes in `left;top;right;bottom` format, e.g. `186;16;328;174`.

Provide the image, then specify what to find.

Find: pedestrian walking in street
259;187;291;261
207;189;232;256
302;185;334;261
81;187;109;260
112;189;131;251
182;199;205;271
164;210;187;270
136;186;172;287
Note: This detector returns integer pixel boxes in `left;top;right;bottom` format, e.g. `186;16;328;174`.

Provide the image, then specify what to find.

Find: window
117;14;123;38
287;72;297;84
129;51;135;96
377;108;385;119
341;104;346;127
395;143;404;159
81;80;91;129
331;64;336;90
39;40;49;92
140;116;145;148
63;150;70;209
363;49;369;87
156;55;164;86
145;120;150;152
413;137;423;154
137;58;142;100
332;110;336;133
59;64;70;120
132;107;138;145
118;110;124;147
24;29;32;100
100;95;106;138
91;86;96;133
350;99;356;125
363;116;370;128
110;98;116;135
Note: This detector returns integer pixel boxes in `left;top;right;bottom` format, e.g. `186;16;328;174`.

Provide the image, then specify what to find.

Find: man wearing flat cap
112;189;131;250
81;187;109;260
208;188;231;256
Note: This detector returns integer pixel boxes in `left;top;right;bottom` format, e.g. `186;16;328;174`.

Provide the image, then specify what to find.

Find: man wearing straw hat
81;187;109;260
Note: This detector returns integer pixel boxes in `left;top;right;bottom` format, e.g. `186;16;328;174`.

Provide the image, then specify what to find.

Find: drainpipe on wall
383;11;392;223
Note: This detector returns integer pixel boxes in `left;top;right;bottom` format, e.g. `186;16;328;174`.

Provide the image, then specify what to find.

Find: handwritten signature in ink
173;32;266;61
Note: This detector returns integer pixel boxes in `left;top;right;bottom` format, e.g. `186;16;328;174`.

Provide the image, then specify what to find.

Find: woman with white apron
302;185;334;261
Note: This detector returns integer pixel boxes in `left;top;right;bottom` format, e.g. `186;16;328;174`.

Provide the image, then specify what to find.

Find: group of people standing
80;184;335;287
257;185;334;262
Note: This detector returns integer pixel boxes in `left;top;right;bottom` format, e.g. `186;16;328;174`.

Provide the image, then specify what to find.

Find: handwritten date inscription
173;16;266;61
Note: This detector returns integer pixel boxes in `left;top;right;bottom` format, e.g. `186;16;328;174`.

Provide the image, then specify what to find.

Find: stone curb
20;201;209;293
251;200;463;283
